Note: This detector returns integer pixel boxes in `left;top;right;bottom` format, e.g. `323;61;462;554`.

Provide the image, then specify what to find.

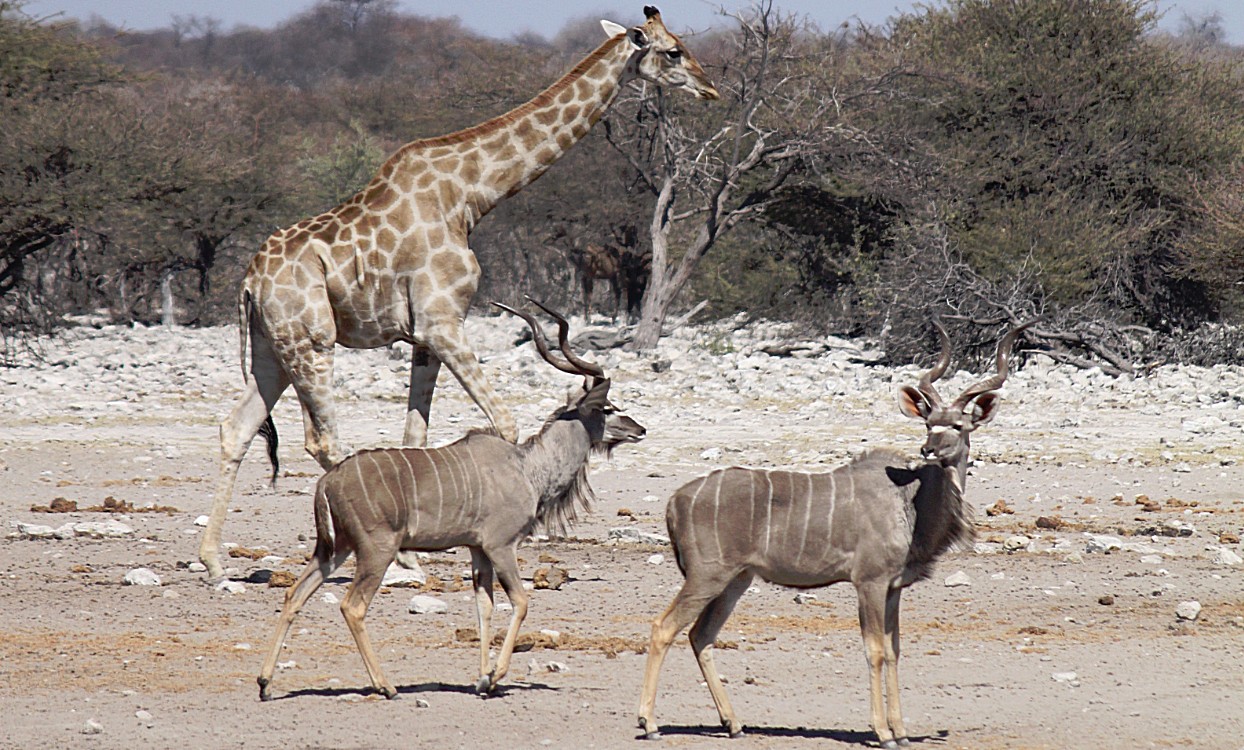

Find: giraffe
199;6;719;578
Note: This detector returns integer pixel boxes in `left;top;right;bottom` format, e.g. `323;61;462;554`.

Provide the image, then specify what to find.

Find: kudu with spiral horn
637;321;1030;748
257;300;645;701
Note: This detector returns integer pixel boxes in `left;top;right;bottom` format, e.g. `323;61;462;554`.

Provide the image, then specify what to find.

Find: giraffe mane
393;34;629;154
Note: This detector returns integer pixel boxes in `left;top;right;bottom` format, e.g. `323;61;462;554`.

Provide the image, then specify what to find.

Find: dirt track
1;320;1242;749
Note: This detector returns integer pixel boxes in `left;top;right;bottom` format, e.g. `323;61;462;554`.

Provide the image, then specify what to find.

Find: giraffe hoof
475;675;492;695
880;741;900;750
637;717;661;740
897;738;911;747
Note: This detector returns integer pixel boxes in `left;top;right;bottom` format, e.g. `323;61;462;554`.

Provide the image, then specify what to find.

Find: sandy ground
1;321;1242;750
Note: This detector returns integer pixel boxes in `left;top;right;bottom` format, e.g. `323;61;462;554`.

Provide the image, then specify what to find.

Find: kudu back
257;300;644;701
637;322;1029;748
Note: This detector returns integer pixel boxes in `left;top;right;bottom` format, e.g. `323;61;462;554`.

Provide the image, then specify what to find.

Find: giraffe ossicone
198;7;718;578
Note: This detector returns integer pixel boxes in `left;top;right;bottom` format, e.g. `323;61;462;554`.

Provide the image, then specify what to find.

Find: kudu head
494;298;646;451
898;321;1030;467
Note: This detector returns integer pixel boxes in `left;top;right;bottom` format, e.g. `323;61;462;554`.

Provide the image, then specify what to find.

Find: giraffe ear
600;20;626;38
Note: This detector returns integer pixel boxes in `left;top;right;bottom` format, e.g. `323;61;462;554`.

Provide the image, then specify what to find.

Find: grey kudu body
637;322;1028;748
257;301;645;700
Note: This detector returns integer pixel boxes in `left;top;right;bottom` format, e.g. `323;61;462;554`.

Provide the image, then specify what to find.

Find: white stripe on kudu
639;319;1031;750
257;301;644;703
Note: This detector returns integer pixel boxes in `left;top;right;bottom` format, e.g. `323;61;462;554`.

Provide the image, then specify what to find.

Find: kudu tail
311;480;337;565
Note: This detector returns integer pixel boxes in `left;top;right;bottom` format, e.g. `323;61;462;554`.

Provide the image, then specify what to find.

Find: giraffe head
601;6;719;100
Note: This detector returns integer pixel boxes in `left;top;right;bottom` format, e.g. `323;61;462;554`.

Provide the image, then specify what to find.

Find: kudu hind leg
688;571;753;737
637;570;738;739
340;548;399;698
858;582;905;748
468;548;497;693
257;549;347;700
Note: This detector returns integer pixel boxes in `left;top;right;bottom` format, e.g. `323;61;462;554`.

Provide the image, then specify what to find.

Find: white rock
13;522;58;539
215;580;246;594
408;595;448;615
187;562;207;573
1175;601;1202;621
1209;546;1243;566
793;593;818;604
1085;535;1122;553
546;661;568;673
82;719;104;735
1003;535;1031;552
1140;554;1164;565
415;698;430;709
606;527;670;545
321;592;338;604
382;562;428;587
646;554;665;565
1052;671;1079;684
135;709;153;726
194;516;210;527
944;571;972;587
72;520;134;539
699;447;723;461
642;494;661;503
123;568;161;586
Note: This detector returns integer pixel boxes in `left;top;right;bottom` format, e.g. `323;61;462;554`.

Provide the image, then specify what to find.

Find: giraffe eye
664;48;683;61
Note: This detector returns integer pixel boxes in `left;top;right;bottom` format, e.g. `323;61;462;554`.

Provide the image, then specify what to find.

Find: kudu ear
897;385;934;420
965;391;1002;428
579;377;613;412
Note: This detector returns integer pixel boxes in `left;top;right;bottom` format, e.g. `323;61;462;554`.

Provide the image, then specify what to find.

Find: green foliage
295;120;386;211
876;0;1244;324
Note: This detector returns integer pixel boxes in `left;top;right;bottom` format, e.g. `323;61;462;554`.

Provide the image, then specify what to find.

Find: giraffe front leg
424;322;517;443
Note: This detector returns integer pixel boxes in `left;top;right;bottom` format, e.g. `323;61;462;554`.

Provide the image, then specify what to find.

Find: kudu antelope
637;322;1029;748
257;301;645;701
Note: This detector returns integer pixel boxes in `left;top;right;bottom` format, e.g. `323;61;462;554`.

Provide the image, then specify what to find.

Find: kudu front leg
859;583;907;748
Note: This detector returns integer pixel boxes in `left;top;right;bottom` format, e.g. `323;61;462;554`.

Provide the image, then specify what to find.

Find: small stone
1209;546;1243;567
1175;601;1202;621
415;698;430;709
533;567;569;590
1003;535;1030;552
408;594;448;615
1051;671;1079;684
793;593;817;604
944;571;972;587
194;515;210;527
321;591;338;604
700;447;723;461
215;580;246;594
1098;595;1114;606
123;568;161;586
650;358;672;373
606;527;670;545
382;562;428;588
546;661;568;673
82;719;103;735
646;554;665;565
1085;535;1122;554
135;709;153;726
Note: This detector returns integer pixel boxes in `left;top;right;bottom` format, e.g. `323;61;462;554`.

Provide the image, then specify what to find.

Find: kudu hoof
475;675;493;695
637;717;661;740
257;678;271;702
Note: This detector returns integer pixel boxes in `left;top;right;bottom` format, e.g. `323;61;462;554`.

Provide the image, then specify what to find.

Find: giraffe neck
404;34;637;226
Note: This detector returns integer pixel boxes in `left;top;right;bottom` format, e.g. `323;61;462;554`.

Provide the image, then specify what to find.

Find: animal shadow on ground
637;725;949;746
270;680;559;702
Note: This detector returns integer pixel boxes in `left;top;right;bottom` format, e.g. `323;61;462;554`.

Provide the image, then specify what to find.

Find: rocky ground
1;314;1242;750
